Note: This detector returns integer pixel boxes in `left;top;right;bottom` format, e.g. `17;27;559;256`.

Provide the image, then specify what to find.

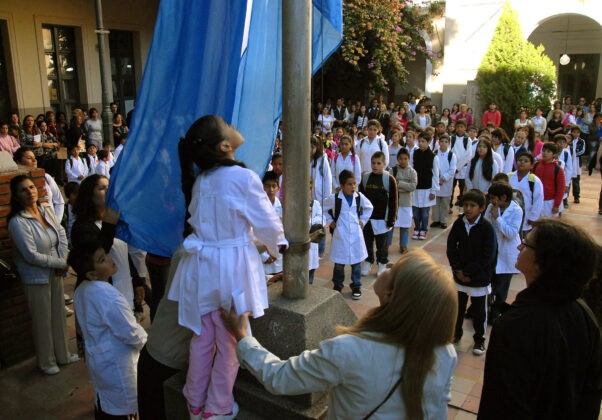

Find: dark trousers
137;346;180;420
455;291;487;344
451;178;466;207
363;221;389;264
491;274;513;315
572;175;581;199
146;257;171;322
95;395;132;419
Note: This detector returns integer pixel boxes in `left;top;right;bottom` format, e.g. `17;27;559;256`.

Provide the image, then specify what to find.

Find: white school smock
451;135;472;179
493;151;504;175
465;160;499;194
485;201;522;274
262;197;283;274
65;156;89;183
44;173;64;222
309;200;322;271
357;136;390;171
94;221;135;308
310;154;333;217
558;148;573;186
509;172;544;231
74;281;147;416
331;153;362;189
96;160;111;179
168;166;286;335
323;191;373;265
435;150;457;197
494;144;515;174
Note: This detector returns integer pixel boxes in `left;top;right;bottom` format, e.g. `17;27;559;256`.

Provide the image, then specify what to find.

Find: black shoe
351;287;362;300
563;199;569;208
333;285;342;292
574;198;580;203
430;221;441;228
473;342;486;356
440;223;447;229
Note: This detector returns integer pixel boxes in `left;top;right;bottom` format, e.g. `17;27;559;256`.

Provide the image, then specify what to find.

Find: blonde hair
339;249;457;420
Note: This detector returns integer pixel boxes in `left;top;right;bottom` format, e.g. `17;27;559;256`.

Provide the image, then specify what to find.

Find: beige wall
0;0;158;117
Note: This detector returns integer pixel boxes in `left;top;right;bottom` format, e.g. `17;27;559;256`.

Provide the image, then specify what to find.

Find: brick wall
0;167;48;368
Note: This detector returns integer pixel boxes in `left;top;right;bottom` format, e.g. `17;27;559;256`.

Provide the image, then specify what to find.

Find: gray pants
23;273;70;370
432;196;451;224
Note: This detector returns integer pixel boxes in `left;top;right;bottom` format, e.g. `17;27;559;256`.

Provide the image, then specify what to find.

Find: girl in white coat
223;248;458;420
484;182;522;321
310;135;333;257
324;170;373;298
465;137;499;195
69;242;147;418
168;115;287;419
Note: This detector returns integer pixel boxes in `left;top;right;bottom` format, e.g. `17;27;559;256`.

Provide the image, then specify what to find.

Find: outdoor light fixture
560;17;570;66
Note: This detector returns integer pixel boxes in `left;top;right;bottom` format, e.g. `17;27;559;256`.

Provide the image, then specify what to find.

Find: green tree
476;3;556;134
314;0;441;99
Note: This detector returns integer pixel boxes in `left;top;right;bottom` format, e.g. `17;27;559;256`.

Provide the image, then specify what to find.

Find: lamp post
94;0;114;145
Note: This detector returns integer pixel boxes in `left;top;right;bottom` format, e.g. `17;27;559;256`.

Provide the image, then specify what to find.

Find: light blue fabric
108;0;342;257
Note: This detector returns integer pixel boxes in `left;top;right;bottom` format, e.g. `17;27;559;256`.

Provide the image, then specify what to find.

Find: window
558;54;600;104
0;21;11;121
42;25;80;116
109;30;136;115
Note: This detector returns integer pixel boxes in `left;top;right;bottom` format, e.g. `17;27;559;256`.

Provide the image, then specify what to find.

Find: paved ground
0;171;600;419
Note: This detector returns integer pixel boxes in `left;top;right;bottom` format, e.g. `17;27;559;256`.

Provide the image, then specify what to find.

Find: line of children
324;169;373;300
359;151;397;276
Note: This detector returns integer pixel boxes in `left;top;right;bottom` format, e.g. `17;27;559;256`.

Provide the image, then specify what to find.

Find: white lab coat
331;153;362;188
324;191;373;265
558;147;573;185
357;136;390;171
494;144;515;174
96;160;111;179
451;135;472;179
310;154;333;216
309;200;322;271
508;172;544;231
262;197;283;274
74;281;147;416
44;173;64;222
485;200;522;274
493;151;504;175
168;166;287;335
435;150;457;197
65;156;89;183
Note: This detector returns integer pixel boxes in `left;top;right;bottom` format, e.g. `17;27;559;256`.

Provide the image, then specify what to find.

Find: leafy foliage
327;0;440;93
476;3;557;133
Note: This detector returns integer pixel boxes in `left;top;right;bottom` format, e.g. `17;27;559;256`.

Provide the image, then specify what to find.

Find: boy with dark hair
451;119;472;212
270;152;283;200
359;152;397;276
567;125;586;203
260;171;283;276
533;142;566;218
447;189;497;356
508;152;544;236
324;170;373;299
485;182;522;323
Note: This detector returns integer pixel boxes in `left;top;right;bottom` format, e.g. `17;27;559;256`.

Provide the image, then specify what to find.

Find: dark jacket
71;217;116;253
359;172;397;228
478;285;602;419
446;215;497;287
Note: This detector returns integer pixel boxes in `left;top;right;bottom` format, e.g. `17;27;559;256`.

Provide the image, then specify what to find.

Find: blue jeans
386;229;394;246
318;235;326;256
308;269;315;285
332;263;361;290
398;228;409;248
491;273;513;314
412;206;430;232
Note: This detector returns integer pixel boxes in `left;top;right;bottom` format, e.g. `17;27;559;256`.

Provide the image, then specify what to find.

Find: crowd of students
3;93;602;419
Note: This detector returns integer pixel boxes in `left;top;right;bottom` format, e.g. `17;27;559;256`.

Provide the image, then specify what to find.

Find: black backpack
328;195;362;234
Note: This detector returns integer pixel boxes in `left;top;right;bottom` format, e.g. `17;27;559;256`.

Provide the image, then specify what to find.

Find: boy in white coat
554;134;573;208
69;242;147;418
260;171;283;276
431;135;457;229
508;153;544;236
324;170;373;300
450;120;472;210
65;145;89;183
484;182;522;323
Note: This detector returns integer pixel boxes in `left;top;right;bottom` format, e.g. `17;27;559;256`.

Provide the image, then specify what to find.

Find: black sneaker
473;342;486;356
574;198;580;203
563;199;569;208
430;221;441;228
333;285;342;293
440;223;447;229
351;288;362;300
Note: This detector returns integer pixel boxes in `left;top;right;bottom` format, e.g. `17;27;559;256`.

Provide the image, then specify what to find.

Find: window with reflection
109;30;136;115
43;25;80;116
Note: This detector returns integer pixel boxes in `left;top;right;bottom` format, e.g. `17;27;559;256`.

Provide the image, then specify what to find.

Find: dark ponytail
179;115;245;235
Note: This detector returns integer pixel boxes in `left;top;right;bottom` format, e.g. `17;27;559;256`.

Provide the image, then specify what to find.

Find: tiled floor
0;171;600;419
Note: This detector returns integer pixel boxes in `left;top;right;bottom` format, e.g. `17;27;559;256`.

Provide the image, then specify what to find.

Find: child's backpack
434;149;453;164
451;135;469;150
327;194;362;234
501;143;510;159
511;188;526;235
359;137;385;152
532;161;561;184
361;172;390;193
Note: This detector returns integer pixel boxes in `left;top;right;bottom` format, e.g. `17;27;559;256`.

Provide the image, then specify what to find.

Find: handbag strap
362;375;403;420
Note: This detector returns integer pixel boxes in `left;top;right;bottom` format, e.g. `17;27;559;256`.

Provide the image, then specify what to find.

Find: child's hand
429;193;436;200
134;286;145;305
552;206;559;214
330;221;337;230
490;205;499;219
358;221;364;228
103;206;121;225
220;308;250;342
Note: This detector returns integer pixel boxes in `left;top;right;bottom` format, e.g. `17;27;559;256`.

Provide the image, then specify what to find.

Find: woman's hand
103;206;121;225
221;308;250;342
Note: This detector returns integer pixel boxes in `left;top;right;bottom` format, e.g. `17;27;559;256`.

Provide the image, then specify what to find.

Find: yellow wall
0;0;159;117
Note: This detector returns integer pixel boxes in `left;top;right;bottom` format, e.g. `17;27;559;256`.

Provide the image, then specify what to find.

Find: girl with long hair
224;248;458;420
167;115;286;419
466;136;499;195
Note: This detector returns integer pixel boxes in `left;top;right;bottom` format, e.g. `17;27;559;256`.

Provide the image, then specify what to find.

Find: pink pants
183;310;239;413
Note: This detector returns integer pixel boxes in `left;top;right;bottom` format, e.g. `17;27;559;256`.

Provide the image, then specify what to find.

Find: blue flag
107;0;342;257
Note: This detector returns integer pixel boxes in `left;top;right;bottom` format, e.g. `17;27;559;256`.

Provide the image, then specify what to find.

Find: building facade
0;0;159;121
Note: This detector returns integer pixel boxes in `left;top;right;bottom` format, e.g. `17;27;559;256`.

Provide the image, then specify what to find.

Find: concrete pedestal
163;283;357;419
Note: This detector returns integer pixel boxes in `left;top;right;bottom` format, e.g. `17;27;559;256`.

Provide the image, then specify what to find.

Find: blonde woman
223;249;458;419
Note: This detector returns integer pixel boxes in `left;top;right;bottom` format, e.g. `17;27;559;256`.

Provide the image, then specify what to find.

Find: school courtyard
0;172;600;419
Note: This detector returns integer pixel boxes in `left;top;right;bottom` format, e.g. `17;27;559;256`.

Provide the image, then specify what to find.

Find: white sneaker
65;306;74;317
377;263;387;276
68;353;80;364
42;366;60;375
361;261;371;276
202;402;239;419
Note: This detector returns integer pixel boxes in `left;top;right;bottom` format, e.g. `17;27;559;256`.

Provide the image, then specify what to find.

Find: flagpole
281;0;311;299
